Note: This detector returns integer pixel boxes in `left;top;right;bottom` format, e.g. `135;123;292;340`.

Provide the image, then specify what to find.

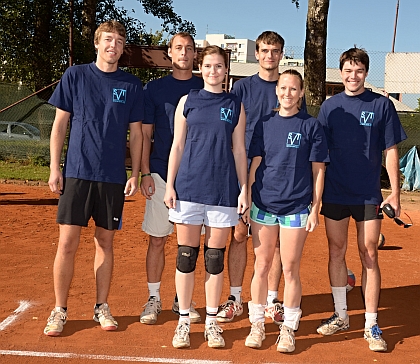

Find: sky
120;0;420;107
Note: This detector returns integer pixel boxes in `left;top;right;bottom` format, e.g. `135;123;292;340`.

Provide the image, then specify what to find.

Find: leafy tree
0;0;195;92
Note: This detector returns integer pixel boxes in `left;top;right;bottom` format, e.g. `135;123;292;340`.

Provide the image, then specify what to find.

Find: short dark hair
339;47;370;72
168;32;196;52
198;45;228;68
256;31;285;52
94;20;126;46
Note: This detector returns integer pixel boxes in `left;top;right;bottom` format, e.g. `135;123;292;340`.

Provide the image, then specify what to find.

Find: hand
163;186;176;209
140;175;155;199
237;188;249;216
48;169;63;195
306;211;319;232
124;176;139;197
381;195;401;217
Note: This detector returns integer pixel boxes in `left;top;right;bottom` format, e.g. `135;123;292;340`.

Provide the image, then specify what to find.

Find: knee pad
176;245;199;273
204;245;226;275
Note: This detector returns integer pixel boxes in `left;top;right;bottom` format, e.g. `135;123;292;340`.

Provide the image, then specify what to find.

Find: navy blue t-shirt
249;110;329;215
49;63;144;185
231;73;307;155
143;75;204;181
318;90;407;205
174;89;242;207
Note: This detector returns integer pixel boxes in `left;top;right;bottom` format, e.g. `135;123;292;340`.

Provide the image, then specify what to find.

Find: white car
0;121;41;140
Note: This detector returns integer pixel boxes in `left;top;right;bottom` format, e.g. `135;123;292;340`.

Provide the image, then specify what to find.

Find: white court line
0;300;32;331
0;350;232;363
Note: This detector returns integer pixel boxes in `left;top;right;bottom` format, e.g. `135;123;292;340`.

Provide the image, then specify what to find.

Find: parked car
0;121;41;140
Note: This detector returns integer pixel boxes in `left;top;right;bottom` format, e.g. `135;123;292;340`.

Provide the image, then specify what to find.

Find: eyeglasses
382;203;413;228
238;207;251;237
393;213;413;228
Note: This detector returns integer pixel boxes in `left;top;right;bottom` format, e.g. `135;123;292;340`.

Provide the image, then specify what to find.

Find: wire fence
1;47;419;164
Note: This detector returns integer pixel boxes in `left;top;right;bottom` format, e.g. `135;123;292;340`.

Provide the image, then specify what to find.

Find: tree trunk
304;0;330;106
32;0;53;93
82;0;97;63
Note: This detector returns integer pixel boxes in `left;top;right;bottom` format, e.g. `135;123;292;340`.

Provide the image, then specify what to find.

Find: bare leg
175;224;201;312
227;222;248;287
53;224;82;307
94;226;116;304
146;235;168;283
204;226;231;308
356;219;382;313
268;240;282;297
250;221;278;305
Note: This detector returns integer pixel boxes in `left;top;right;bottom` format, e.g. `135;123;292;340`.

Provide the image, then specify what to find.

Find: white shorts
168;201;239;228
142;173;174;237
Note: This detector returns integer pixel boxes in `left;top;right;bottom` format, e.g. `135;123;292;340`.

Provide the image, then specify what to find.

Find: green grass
0;160;50;182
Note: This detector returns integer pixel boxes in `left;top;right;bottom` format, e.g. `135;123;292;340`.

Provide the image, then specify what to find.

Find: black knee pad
176;245;199;273
204;245;226;275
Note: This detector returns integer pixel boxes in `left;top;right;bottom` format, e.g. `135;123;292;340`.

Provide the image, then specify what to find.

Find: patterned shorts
250;202;310;228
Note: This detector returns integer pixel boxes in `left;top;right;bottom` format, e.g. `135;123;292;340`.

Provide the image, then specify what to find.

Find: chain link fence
1;47;419;163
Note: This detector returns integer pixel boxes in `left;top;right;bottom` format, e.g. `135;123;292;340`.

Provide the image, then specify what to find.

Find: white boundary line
0;350;232;363
0;300;32;331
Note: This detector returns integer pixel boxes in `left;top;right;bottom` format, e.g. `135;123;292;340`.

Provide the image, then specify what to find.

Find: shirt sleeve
248;118;264;159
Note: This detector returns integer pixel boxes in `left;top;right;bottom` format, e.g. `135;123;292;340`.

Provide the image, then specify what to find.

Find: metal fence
1;47;419;163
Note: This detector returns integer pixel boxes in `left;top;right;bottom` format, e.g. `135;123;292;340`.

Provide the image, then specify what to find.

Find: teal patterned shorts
250;202;310;228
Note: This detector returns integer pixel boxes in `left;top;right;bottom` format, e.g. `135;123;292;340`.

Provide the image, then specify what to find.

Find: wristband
141;173;152;178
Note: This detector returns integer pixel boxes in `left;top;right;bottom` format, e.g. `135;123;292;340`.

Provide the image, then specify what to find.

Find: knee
149;236;167;250
176;245;200;273
233;224;249;244
359;248;378;269
253;258;271;278
204;245;225;275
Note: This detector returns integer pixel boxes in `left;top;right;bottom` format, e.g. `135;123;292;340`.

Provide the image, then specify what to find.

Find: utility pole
392;0;400;52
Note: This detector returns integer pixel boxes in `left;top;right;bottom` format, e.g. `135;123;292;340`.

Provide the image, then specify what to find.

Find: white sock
249;302;265;323
283;306;302;331
205;306;218;325
230;286;242;302
365;312;378;329
147;282;161;301
331;286;347;319
178;308;190;325
267;290;278;304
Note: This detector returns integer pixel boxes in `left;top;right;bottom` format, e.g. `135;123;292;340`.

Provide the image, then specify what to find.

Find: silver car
0;121;41;140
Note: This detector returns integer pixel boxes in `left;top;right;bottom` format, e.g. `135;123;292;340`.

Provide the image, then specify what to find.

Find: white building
195;34;256;63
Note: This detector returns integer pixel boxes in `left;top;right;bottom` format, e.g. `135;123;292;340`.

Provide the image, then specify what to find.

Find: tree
303;0;330;106
0;0;196;92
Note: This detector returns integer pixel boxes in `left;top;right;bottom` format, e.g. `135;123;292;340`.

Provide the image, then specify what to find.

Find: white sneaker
44;307;67;336
93;303;118;331
216;295;243;322
172;321;190;348
245;321;265;348
317;312;349;335
364;324;387;352
264;298;284;325
140;296;162;325
204;321;225;348
276;324;295;353
172;299;201;323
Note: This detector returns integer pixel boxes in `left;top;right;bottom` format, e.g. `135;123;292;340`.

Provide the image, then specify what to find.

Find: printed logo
286;132;302;148
113;88;127;104
360;111;374;126
220;108;234;124
113;217;119;221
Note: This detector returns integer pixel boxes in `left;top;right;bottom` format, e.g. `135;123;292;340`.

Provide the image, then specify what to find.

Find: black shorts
320;203;383;222
57;178;125;230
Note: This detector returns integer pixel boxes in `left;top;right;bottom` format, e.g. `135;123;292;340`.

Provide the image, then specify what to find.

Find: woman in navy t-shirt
245;70;328;352
164;46;248;349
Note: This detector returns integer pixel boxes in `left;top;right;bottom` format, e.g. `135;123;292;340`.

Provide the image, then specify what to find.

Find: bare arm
163;96;188;209
232;103;248;215
306;162;326;232
382;145;401;216
125;121;143;196
48;108;70;194
248;156;262;222
140;123;155;199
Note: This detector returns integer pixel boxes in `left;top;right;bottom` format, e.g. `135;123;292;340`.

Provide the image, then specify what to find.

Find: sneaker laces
175;322;190;340
48;309;66;323
143;298;159;314
96;304;114;321
219;299;240;313
370;325;383;339
206;322;223;341
276;325;294;345
267;302;283;319
321;312;339;325
250;321;264;337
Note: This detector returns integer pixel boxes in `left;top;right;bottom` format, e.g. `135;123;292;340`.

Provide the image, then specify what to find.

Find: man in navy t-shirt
44;21;144;337
139;32;203;325
217;31;287;324
316;47;406;352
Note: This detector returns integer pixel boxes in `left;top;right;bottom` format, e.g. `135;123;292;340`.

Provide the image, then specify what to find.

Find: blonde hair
274;69;304;111
94;20;126;46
